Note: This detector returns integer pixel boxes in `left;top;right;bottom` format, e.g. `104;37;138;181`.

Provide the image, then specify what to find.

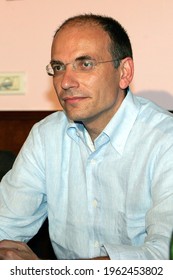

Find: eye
51;62;65;73
77;59;95;71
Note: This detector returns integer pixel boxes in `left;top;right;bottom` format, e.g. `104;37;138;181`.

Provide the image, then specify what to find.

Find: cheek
96;73;116;95
96;73;120;105
53;79;65;103
53;79;60;93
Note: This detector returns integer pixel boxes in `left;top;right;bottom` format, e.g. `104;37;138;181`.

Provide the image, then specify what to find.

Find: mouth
63;96;88;104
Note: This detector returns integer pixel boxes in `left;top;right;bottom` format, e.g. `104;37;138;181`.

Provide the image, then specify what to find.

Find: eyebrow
50;55;94;65
75;55;93;61
50;59;62;65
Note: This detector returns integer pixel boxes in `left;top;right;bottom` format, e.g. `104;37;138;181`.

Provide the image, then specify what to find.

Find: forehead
51;23;111;60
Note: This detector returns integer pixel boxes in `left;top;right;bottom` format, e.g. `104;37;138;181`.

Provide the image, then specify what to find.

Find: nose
60;66;79;90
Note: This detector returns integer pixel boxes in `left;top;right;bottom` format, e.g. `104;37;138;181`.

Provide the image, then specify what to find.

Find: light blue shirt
0;90;173;259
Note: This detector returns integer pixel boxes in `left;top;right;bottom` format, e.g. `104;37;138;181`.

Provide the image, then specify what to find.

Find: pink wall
0;0;173;110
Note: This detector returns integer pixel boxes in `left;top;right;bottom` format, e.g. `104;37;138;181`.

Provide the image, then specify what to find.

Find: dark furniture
0;150;16;179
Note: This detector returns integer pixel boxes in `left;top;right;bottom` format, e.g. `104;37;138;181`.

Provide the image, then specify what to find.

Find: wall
0;0;173;110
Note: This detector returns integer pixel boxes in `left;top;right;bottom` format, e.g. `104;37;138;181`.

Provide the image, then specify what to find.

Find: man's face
51;23;125;130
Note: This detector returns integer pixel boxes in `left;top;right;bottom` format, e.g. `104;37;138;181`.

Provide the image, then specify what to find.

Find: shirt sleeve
104;141;173;260
0;123;47;242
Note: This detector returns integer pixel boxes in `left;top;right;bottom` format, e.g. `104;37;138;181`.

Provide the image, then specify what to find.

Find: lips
63;96;88;104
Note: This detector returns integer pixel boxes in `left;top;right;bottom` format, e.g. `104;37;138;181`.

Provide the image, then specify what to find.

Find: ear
119;57;134;89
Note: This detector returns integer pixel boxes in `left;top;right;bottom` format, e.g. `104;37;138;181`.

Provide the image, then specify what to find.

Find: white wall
0;0;173;110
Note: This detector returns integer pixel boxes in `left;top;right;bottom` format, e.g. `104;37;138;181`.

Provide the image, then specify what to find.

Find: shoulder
37;110;67;125
22;111;69;147
32;111;68;133
133;96;173;149
136;95;173;128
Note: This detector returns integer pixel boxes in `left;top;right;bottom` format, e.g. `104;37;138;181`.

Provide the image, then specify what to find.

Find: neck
84;125;101;142
84;92;125;142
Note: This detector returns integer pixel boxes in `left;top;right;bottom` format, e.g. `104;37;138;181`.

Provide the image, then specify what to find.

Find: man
0;14;173;260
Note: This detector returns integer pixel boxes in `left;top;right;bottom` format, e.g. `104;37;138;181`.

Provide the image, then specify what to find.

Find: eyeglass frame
46;56;122;77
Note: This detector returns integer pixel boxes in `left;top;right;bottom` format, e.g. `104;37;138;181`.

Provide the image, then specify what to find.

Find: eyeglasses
46;57;120;77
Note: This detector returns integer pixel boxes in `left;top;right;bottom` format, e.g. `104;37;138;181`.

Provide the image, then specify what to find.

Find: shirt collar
102;90;141;154
66;119;83;143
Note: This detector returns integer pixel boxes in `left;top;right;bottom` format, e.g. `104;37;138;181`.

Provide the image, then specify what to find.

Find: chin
65;111;85;122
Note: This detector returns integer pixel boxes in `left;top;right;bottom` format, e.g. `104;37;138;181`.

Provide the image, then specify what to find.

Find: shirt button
94;241;99;248
90;159;96;164
93;199;98;208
